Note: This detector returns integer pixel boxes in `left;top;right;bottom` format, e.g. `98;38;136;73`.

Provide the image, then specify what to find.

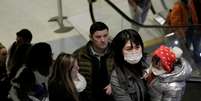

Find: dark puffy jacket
73;41;113;101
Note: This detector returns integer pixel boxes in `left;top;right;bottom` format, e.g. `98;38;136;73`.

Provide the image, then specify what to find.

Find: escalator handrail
160;0;169;10
88;0;201;28
187;77;201;83
88;0;96;23
150;1;156;15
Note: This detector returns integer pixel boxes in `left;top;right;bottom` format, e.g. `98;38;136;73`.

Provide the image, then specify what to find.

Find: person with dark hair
7;29;33;73
110;29;150;101
73;22;114;101
16;29;32;44
49;53;86;101
8;42;53;101
25;42;52;77
146;45;192;101
1;44;32;101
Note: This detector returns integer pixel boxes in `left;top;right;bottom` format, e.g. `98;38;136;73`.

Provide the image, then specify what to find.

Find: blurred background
0;0;200;100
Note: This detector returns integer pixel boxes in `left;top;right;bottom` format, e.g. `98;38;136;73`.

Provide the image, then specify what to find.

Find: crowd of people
0;22;193;101
0;0;200;101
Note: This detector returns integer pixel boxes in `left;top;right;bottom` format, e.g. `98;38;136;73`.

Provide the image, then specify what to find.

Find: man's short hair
16;29;32;42
90;22;109;36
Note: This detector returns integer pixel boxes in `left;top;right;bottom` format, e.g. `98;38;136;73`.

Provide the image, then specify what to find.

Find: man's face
90;29;109;51
16;36;25;45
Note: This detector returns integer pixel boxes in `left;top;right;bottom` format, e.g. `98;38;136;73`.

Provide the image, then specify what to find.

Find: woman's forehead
125;40;139;46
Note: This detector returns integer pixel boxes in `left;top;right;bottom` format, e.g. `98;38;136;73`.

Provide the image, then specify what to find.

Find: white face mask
73;73;87;92
151;67;166;76
124;51;142;64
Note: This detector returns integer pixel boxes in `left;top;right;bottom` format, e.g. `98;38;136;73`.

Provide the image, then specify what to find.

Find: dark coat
48;81;76;101
73;41;114;101
111;65;150;101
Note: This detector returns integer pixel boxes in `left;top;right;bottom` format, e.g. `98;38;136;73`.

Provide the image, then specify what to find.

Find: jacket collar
86;41;112;57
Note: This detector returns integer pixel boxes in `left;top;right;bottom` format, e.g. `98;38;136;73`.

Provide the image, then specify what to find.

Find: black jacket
49;81;76;101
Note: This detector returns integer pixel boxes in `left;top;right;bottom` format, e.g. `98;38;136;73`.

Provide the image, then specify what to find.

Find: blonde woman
48;53;86;101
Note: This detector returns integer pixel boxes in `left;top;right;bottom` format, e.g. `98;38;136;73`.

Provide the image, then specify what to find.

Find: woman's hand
104;84;112;95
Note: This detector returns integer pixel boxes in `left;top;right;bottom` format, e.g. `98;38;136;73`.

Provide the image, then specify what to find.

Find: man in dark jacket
73;22;114;101
7;29;32;73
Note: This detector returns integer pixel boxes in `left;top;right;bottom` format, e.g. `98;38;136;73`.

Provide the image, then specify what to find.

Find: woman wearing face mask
146;45;192;101
110;29;150;101
48;53;87;101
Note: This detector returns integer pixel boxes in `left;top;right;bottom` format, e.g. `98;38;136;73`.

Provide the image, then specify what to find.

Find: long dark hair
49;53;79;101
25;42;52;76
112;29;146;76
